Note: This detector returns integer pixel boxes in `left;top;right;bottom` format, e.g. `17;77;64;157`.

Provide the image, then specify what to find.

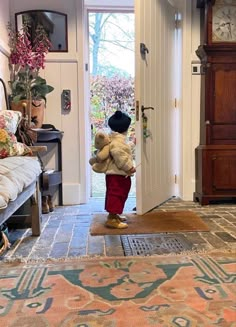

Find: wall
7;0;202;204
0;0;10;110
190;2;201;200
180;0;201;201
10;0;84;205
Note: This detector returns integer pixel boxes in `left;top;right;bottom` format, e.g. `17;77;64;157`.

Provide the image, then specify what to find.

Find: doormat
90;211;209;235
121;234;193;256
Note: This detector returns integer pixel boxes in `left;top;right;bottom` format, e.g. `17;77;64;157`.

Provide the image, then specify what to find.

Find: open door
135;0;177;214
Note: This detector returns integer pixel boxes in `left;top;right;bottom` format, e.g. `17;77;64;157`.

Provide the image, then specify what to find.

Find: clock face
212;5;236;42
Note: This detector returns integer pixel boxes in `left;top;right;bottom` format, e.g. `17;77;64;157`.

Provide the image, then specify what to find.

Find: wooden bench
0;179;41;236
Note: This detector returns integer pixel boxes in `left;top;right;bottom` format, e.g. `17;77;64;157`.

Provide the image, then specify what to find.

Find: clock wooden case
194;0;236;205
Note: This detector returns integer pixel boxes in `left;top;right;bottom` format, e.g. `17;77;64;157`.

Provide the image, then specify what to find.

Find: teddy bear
89;131;111;173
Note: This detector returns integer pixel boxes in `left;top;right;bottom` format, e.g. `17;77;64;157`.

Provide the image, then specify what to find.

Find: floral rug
0;252;235;326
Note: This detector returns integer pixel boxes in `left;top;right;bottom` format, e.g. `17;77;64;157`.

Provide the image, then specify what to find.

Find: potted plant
8;21;54;128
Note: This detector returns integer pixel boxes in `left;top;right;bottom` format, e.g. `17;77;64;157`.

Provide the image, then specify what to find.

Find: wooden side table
35;128;64;206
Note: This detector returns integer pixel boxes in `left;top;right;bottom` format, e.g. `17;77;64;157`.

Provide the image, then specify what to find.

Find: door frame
79;0;195;204
82;2;135;202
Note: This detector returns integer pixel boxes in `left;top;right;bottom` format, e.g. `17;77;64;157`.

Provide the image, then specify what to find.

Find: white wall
7;0;202;204
180;0;201;201
190;2;201;200
10;0;84;205
0;0;10;110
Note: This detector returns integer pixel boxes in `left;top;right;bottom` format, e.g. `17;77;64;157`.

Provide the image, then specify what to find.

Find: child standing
105;110;136;229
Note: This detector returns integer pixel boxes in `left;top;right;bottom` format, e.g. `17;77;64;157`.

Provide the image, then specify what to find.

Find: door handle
141;106;154;113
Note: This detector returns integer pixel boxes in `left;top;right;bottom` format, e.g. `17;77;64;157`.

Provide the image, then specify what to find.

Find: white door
135;0;176;214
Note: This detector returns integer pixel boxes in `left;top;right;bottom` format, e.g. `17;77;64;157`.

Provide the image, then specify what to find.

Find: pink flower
8;22;53;100
8;22;51;74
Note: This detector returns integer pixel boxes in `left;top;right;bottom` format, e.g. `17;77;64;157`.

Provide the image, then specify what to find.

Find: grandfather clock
194;0;236;205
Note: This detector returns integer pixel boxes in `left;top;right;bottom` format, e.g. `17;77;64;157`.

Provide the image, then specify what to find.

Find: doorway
87;10;136;198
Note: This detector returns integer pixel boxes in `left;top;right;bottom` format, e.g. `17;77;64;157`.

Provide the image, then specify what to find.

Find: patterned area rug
0;252;235;326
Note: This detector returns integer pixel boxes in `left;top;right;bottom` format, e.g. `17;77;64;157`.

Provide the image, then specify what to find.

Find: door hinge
174;174;177;184
85;63;88;71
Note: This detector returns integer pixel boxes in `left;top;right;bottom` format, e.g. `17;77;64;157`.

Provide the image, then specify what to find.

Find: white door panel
135;0;176;214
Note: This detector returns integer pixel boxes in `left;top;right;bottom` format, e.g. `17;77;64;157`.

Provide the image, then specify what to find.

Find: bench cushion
0;156;41;209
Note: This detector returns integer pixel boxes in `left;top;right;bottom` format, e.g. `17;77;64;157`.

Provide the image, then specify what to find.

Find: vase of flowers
8;21;54;128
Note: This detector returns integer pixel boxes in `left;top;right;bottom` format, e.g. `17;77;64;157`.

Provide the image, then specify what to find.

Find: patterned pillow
0;110;22;134
0;129;32;159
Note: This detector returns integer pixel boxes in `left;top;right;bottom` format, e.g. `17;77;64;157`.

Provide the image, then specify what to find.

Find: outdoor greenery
90;74;135;130
89;13;135;144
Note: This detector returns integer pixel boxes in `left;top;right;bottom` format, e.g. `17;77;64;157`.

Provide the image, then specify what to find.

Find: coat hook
140;43;149;59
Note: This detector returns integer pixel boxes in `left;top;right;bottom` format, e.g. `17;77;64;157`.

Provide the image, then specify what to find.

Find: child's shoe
105;214;128;229
117;214;127;222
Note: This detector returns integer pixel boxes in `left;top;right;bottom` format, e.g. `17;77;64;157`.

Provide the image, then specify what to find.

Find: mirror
15;10;68;52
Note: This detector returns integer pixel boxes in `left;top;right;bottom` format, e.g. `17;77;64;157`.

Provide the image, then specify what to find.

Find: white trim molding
63;183;81;205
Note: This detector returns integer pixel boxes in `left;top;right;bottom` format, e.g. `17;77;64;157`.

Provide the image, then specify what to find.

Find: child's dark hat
108;110;131;133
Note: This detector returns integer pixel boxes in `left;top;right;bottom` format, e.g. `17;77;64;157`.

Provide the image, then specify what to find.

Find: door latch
130;100;140;121
136;100;140;121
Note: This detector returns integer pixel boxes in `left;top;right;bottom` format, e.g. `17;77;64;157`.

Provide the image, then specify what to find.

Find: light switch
192;63;201;75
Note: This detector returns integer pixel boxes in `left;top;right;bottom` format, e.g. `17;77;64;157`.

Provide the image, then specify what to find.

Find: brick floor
1;197;236;261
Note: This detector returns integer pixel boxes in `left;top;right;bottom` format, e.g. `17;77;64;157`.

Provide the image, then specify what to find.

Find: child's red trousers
105;175;131;214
